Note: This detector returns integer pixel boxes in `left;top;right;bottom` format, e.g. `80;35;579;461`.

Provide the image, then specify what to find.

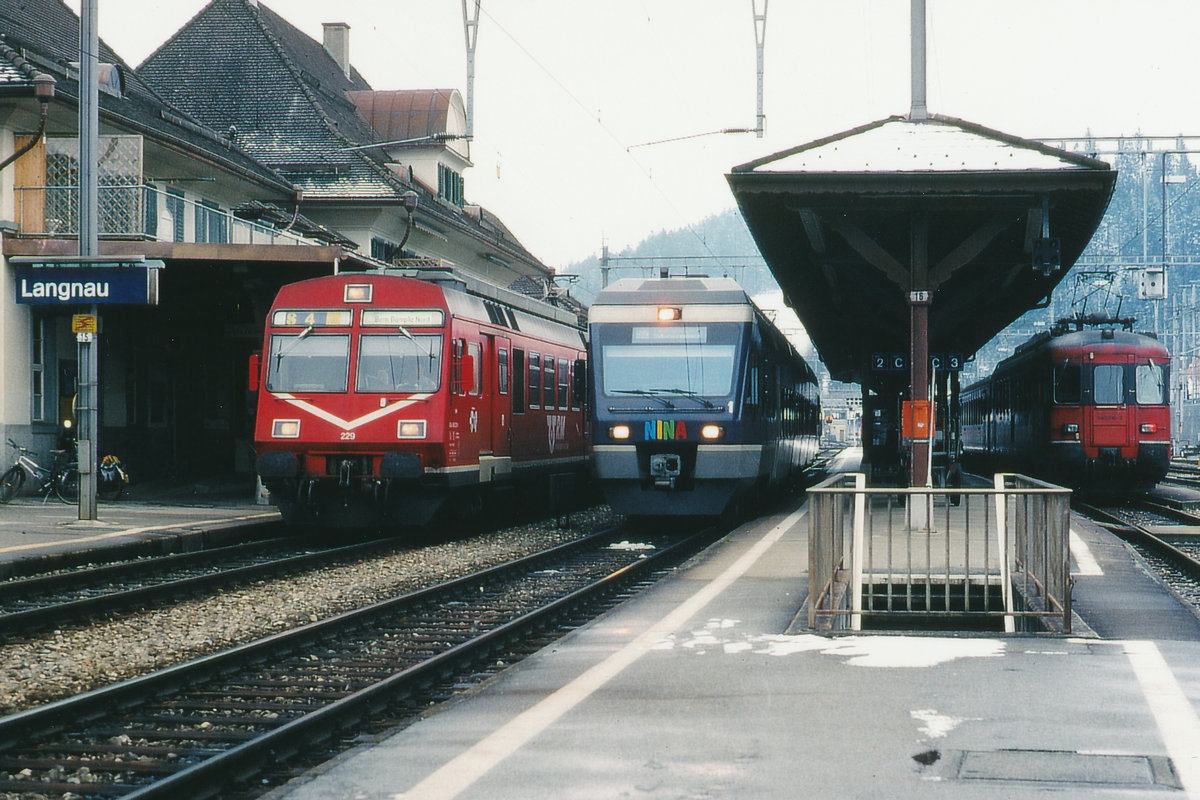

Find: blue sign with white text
15;265;157;305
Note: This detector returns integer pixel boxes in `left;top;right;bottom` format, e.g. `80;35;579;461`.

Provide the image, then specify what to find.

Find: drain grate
951;749;1180;788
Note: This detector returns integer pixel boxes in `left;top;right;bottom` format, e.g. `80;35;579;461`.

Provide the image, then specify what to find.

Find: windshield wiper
610;389;675;409
645;387;718;409
274;325;314;366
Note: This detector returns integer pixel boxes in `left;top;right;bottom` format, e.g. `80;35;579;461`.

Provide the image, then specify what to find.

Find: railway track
1162;459;1200;490
0;533;401;636
1074;498;1200;611
0;523;717;799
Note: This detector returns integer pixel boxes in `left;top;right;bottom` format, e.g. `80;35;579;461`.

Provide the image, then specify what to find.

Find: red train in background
251;267;589;527
960;314;1171;493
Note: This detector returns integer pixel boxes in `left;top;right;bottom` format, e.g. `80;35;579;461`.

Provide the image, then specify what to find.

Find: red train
251;268;589;527
960;315;1171;492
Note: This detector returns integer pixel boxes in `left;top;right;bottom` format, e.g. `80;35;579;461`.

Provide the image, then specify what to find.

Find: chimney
323;22;351;79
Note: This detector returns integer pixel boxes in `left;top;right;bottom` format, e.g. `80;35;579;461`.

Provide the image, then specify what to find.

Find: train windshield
596;323;741;405
1136;362;1166;404
356;334;442;393
266;333;349;392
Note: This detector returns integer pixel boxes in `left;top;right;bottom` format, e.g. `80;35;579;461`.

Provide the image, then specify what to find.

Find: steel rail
0;524;715;798
0;533;401;635
1075;501;1200;583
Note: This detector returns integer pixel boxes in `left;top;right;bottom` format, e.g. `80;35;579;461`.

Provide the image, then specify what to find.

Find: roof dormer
347;88;471;199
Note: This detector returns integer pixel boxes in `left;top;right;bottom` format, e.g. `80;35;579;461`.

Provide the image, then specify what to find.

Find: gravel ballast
0;507;619;715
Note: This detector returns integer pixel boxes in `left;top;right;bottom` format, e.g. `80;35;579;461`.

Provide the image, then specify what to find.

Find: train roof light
657;307;681;322
345;284;373;303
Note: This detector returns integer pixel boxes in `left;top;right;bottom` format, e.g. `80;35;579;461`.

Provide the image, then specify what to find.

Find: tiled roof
136;0;551;278
0;0;294;193
138;0;403;201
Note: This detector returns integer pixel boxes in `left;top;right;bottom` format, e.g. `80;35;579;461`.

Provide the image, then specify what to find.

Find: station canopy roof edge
727;114;1117;383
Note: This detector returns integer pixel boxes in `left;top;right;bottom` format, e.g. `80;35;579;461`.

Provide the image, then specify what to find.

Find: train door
489;335;512;458
1088;361;1133;449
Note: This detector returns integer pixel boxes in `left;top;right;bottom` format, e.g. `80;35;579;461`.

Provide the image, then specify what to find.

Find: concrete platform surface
0;491;278;566
267;501;1200;800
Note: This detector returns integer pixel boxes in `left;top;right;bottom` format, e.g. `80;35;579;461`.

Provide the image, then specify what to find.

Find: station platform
0;483;278;569
267;496;1200;800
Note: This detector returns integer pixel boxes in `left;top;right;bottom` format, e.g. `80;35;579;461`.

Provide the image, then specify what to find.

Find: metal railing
807;473;1072;633
12;185;314;246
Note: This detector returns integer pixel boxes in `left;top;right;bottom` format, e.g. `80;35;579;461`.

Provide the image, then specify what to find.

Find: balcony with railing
13;184;318;247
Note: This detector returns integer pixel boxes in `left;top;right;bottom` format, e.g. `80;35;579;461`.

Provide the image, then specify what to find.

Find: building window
437;163;464;207
195;199;228;243
142;184;158;239
31;316;45;422
166;188;185;242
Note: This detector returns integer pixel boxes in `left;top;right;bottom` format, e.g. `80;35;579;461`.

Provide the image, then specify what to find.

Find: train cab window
529;353;541;409
543;356;556;409
1093;364;1124;405
266;333;349;393
513;348;526;413
1136;362;1166;405
451;339;466;394
557;360;570;410
356;334;442;393
1052;364;1081;404
468;342;482;396
498;348;509;395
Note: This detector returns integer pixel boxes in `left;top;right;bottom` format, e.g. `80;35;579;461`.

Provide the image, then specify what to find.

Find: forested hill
563;208;780;306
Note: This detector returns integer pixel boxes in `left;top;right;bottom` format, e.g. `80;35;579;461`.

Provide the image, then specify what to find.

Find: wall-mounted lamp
398;190;419;252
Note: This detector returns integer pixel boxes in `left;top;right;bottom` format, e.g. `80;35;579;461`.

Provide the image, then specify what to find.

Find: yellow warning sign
71;314;98;334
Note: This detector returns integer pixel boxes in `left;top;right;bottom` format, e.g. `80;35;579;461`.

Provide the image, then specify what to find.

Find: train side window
1093;364;1123;405
557;360;570;410
467;341;482;396
1136;362;1165;405
543;356;556;409
529;353;541;409
451;339;466;395
1053;364;1081;404
513;348;526;413
498;348;509;395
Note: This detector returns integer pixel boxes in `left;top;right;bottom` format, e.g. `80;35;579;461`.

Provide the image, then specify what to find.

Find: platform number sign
872;353;907;371
930;353;964;372
872;353;964;371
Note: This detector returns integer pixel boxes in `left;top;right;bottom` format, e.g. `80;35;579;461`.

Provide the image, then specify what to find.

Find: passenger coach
588;277;820;516
961;315;1170;492
252;268;589;527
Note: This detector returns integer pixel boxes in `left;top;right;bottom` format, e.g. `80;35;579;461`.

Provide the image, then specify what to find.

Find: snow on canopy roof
736;114;1109;174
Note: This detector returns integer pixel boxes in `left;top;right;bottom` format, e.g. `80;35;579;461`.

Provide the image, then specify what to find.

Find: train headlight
397;420;427;439
657;307;681;322
272;419;301;438
1061;422;1079;439
344;284;373;303
1141;423;1157;434
610;425;631;440
701;424;724;440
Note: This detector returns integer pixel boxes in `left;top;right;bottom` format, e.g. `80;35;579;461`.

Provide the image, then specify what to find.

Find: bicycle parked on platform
98;454;130;501
0;439;79;504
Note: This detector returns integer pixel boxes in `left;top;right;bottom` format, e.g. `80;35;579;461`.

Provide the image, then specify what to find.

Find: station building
0;0;570;482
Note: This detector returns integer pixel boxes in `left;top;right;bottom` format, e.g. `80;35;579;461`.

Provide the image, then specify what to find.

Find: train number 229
340;431;356;440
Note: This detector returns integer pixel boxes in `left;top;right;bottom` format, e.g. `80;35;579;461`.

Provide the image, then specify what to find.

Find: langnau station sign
12;257;163;306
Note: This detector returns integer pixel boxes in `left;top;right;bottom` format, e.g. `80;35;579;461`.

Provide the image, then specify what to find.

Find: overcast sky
69;1;1200;270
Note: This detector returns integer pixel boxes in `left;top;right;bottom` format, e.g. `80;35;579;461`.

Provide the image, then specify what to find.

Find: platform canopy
727;114;1117;383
